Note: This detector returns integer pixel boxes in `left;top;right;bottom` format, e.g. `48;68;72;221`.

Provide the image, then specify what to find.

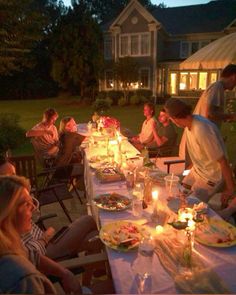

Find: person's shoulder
206;80;224;93
193;115;219;133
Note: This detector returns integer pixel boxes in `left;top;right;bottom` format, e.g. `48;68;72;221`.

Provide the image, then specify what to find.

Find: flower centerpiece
100;116;120;130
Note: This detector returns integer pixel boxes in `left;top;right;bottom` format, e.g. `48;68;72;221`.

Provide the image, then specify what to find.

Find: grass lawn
1;97;236;164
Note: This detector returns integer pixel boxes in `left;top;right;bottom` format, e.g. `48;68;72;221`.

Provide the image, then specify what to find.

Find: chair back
9;155;38;190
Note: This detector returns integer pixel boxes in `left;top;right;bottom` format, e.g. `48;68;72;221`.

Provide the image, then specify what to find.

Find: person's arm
38;254;82;293
218;156;235;206
26;129;53;138
208;105;236;123
151;120;168;147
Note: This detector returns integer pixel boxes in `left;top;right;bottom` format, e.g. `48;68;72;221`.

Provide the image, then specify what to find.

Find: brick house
100;0;236;98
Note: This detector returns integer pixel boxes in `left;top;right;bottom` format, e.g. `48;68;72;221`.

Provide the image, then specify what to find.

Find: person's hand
45;227;55;239
61;269;82;294
221;189;234;208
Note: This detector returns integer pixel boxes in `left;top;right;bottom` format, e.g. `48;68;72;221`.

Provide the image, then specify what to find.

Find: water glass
164;175;180;198
132;198;143;217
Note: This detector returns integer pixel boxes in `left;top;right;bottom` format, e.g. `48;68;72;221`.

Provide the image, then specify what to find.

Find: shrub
96;91;107;100
118;97;127;107
136;89;152;99
0;113;25;154
106;90;124;105
93;98;112;113
130;95;140;105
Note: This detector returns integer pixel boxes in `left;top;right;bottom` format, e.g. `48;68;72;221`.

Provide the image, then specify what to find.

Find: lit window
141;34;150;55
121;36;129;56
189;72;198;90
210;72;217;84
140;69;150;88
170;73;177;94
105;71;114;89
199;72;208;90
104;36;112;60
180;72;188;90
131;35;139;55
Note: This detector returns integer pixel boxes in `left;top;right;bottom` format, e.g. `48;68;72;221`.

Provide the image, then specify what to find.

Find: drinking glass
164;175;180;199
132;198;143;217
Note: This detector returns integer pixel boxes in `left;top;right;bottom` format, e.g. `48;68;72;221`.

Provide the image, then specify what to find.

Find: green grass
1;97;235;165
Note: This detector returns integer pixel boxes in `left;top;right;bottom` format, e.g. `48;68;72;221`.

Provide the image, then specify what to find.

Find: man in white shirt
26;108;59;163
194;64;236;128
131;102;157;151
165;98;234;204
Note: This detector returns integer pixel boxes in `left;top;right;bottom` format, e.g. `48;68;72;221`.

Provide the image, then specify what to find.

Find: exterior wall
120;9;149;33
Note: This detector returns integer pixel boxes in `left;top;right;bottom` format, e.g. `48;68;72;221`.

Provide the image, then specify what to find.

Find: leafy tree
50;2;103;97
72;0;158;23
0;0;46;75
113;57;139;103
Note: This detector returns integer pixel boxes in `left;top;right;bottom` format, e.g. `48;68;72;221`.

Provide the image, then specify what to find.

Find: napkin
154;237;230;294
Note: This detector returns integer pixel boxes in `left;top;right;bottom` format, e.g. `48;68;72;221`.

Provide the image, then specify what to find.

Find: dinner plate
100;221;146;251
94;193;131;211
167;196;200;213
195;218;236;247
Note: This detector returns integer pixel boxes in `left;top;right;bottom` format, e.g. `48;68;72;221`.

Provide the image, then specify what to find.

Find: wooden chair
9;155;73;223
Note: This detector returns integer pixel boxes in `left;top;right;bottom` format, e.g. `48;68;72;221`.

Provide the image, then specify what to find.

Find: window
179;72;188;90
210;72;217;84
121;36;129;56
189;72;198;90
140;68;150;88
170;73;177;94
105;71;114;89
141;34;150;55
131;35;139;55
180;42;189;58
104;36;112;60
191;42;199;55
199;72;207;90
120;33;150;57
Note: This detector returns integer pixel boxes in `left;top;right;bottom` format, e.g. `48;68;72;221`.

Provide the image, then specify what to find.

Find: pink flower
100;116;120;129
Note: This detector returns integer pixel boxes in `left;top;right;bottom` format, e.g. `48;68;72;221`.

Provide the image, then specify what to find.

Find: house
100;0;236;98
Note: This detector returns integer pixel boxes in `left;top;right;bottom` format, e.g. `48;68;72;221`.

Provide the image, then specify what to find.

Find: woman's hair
0;176;30;257
144;102;155;116
43;108;58;122
59;116;73;134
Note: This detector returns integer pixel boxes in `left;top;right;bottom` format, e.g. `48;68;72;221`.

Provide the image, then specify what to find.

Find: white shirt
193;80;225;127
139;117;156;144
186;115;226;183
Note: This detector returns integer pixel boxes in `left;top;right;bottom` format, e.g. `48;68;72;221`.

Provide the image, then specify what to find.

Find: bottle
142;146;150;166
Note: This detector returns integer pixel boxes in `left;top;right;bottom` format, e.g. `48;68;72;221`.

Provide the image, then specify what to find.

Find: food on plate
193;202;208;214
96;167;125;183
100;221;144;250
89;155;107;163
94;193;131;211
195;218;236;247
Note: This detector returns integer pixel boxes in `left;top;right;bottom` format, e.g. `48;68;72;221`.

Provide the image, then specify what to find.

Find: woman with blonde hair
55;116;85;167
0;175;56;293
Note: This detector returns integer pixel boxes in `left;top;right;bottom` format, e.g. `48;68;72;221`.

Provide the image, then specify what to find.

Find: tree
72;0;157;23
0;0;46;75
113;57;139;102
50;2;103;97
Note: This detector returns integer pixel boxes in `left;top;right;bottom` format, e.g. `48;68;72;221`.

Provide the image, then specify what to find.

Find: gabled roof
151;0;236;35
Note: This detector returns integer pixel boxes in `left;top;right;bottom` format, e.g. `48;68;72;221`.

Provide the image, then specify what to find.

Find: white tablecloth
82;130;236;294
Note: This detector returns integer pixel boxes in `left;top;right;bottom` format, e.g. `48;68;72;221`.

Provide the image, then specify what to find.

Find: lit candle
155;225;164;235
152;190;159;215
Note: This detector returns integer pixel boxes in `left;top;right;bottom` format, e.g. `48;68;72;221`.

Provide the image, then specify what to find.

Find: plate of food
167;196;201;213
94;193;131;211
96;167;125;183
195;218;236;247
100;221;146;251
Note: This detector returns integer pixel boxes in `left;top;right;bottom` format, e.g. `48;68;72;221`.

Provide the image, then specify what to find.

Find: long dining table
78;124;236;294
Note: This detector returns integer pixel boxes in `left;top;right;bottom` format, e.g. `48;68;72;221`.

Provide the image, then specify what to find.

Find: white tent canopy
180;32;236;70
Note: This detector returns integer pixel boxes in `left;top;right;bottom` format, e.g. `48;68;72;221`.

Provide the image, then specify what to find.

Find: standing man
194;64;236;128
164;98;234;205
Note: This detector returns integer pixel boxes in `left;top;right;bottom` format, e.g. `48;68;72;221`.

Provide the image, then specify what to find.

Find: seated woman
131;102;157;151
0;154;15;175
26;108;59;165
149;109;178;156
0;175;57;293
55;116;85;167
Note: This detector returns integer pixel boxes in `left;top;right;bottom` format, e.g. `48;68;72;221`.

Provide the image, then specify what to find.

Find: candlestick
151;190;159;222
